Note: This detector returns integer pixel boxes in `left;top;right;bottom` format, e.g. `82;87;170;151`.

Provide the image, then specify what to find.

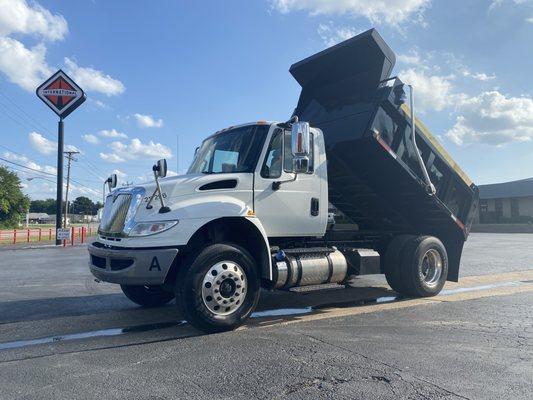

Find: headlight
128;221;178;237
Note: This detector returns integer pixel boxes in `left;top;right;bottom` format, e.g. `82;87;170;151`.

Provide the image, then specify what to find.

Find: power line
1;164;56;184
0;106;106;186
0;90;107;197
78;153;108;178
77;157;106;180
0;91;56;137
0;143;55;170
1;153;101;189
0;156;56;177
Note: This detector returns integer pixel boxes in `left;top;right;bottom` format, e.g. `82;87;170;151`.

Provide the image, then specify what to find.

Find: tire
120;285;175;307
399;236;448;297
175;243;261;333
384;235;415;294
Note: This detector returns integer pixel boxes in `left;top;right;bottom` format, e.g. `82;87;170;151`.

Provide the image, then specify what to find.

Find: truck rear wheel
120;285;175;307
400;236;448;297
384;235;415;294
175;243;260;333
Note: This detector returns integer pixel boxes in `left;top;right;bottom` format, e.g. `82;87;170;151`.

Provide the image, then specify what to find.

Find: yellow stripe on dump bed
400;104;474;188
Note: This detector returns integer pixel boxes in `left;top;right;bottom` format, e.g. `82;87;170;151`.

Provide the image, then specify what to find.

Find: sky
0;0;532;202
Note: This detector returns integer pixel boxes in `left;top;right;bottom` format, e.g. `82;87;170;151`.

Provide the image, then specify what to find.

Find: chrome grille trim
98;187;145;237
100;194;131;234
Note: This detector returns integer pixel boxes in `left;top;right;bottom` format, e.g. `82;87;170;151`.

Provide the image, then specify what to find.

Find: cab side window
261;129;283;179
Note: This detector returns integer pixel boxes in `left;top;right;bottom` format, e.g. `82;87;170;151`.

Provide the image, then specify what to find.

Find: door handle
311;198;319;216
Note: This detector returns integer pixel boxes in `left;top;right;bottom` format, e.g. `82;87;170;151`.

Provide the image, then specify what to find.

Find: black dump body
290;29;479;280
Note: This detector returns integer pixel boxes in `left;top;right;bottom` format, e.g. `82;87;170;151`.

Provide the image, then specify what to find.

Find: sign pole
55;117;64;245
36;69;86;245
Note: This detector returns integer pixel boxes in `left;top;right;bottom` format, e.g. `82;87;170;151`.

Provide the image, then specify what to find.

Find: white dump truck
89;29;478;333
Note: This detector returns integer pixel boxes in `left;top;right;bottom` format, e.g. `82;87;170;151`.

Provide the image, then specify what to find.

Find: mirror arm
277;115;299;129
146;167;171;213
272;173;298;191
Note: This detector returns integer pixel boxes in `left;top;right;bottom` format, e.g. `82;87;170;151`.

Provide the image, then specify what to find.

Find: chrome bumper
88;243;178;285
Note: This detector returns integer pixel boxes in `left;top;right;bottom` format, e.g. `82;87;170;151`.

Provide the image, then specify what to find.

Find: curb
0;243;88;251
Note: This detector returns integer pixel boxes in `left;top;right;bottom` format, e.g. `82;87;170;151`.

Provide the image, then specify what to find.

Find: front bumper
88;242;179;285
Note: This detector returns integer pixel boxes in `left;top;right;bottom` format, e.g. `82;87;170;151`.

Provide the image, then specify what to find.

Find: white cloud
82;134;99;144
98;129;127;139
100;138;172;163
270;0;431;26
399;68;456;112
526;16;533;23
446;91;533;146
317;23;361;46
489;0;530;11
64;57;125;96
94;100;109;109
29;132;55;155
397;49;422;66
0;0;68;41
29;131;81;155
87;99;111;110
99;153;126;163
462;70;496;81
0;37;51;91
112;169;127;178
133;113;164;129
2;151;57;175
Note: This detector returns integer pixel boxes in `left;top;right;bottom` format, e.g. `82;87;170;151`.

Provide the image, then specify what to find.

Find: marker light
129;221;178;237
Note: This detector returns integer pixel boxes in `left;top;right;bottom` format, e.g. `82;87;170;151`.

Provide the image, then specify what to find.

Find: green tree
0;166;30;228
30;198;57;214
71;196;96;215
92;201;104;215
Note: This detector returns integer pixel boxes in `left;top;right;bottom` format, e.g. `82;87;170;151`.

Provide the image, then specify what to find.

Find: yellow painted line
244;270;533;329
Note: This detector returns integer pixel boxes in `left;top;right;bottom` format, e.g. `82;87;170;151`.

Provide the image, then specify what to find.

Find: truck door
253;127;327;237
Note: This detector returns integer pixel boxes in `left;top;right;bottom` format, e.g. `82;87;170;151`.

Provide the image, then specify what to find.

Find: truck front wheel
400;236;448;297
120;285;175;307
175;243;260;333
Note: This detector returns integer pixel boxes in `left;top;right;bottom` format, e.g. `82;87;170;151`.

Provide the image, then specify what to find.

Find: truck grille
99;194;132;235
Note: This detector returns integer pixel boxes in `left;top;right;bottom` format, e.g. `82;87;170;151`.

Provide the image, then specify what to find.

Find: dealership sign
36;70;86;119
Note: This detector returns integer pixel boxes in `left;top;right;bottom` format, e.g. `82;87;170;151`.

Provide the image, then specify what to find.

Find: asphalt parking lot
0;233;532;399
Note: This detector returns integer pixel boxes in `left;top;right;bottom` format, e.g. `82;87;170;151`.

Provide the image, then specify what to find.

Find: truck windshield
188;124;269;174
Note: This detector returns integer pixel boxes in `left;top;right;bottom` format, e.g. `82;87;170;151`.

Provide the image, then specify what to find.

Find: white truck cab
90;121;335;331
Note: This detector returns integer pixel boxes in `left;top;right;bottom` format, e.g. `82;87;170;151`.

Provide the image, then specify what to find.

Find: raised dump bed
290;29;478;279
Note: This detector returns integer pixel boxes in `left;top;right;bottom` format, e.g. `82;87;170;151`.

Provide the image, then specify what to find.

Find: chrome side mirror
155;159;167;178
291;122;311;173
107;174;117;191
291;122;310;157
294;157;309;174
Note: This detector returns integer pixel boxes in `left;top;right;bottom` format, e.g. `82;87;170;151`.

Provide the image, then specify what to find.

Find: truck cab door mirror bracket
272;174;298;191
146;159;171;213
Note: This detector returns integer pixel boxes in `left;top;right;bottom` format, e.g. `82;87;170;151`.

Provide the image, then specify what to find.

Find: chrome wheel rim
201;261;247;316
420;249;443;288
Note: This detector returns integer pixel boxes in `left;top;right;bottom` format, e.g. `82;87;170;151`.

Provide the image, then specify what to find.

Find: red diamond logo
42;77;78;110
37;70;85;118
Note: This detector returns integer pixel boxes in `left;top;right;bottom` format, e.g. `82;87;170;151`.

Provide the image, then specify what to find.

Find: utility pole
64;150;79;227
